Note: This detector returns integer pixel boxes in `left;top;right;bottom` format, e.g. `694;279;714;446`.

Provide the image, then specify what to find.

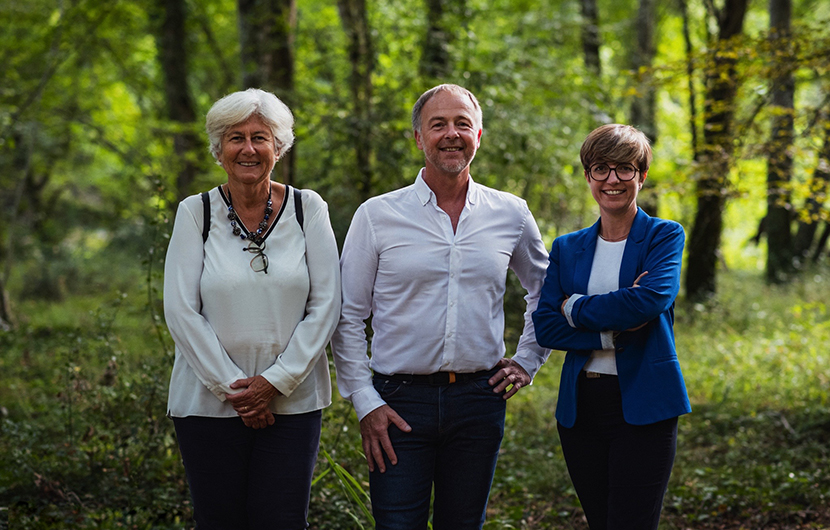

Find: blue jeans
173;410;322;530
369;369;506;530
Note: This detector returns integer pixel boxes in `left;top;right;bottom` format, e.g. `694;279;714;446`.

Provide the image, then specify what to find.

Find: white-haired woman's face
219;115;278;187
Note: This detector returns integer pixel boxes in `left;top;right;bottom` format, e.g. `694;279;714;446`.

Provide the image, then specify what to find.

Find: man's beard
425;146;474;174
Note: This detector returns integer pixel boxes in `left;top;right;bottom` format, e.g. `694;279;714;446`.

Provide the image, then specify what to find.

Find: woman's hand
226;376;281;429
626;271;649;332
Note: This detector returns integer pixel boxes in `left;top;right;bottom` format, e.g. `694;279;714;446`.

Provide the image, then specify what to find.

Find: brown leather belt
583;371;617;379
374;368;496;386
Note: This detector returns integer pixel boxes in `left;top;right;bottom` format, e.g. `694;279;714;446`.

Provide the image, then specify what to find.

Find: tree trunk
765;0;795;283
238;0;297;186
0;131;29;329
812;221;830;262
679;0;700;161
794;114;830;258
421;0;450;79
0;277;12;331
630;0;658;216
337;0;375;201
685;0;748;301
155;0;201;203
630;0;657;144
580;0;601;75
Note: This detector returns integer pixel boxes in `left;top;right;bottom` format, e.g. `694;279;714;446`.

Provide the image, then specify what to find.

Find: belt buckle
585;371;601;379
428;372;457;385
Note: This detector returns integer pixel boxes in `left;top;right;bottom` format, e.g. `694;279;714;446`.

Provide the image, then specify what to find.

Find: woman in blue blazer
533;124;691;530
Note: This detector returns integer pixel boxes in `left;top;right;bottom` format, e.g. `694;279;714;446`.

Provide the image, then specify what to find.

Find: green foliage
665;272;830;527
0;293;186;529
3;0;830;527
321;449;374;528
2;257;830;528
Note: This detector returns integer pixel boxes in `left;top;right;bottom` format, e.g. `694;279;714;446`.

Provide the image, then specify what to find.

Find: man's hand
359;405;412;473
226;375;281;429
488;358;531;399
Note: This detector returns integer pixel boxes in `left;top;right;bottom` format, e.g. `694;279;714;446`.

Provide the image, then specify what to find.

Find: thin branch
0;5;66;145
0;3;116;145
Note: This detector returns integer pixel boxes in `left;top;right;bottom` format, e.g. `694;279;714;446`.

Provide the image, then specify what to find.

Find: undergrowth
1;268;829;529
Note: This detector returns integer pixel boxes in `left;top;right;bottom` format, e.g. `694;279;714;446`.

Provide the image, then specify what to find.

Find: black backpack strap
201;191;210;243
293;187;304;231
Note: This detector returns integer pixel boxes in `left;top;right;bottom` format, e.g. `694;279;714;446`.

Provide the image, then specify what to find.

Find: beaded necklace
225;183;273;246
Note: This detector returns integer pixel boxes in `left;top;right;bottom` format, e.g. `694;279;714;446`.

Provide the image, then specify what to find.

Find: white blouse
163;185;341;417
581;237;626;375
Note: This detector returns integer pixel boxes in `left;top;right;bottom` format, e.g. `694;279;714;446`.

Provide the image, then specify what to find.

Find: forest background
2;0;830;528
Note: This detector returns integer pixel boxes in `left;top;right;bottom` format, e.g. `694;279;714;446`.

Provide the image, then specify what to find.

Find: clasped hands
226;375;281;429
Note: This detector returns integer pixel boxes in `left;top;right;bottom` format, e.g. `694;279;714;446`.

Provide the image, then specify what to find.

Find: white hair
205;88;294;164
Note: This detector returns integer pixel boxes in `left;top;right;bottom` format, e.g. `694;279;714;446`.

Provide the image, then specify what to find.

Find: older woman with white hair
163;88;341;529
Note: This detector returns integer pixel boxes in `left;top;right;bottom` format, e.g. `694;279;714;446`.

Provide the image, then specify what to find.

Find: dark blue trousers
557;372;677;530
369;369;506;530
173;410;322;530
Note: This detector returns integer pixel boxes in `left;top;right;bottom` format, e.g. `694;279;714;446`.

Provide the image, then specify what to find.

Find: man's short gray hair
411;84;483;134
205;88;294;164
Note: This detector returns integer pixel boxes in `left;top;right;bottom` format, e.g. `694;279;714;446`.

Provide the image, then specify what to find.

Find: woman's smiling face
585;160;646;218
219;115;278;187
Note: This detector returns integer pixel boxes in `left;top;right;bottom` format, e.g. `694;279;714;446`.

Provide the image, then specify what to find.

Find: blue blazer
533;208;691;428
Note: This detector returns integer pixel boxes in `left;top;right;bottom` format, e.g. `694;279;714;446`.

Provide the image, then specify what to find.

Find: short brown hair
579;124;653;174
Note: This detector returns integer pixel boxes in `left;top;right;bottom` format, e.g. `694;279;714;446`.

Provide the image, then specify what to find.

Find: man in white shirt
331;84;550;530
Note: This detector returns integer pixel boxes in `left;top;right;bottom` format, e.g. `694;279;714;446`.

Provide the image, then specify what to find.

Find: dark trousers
557;372;677;530
369;370;506;530
173;410;322;530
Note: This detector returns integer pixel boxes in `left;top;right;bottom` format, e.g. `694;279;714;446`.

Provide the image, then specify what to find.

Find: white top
564;236;625;374
331;170;551;421
163;186;341;417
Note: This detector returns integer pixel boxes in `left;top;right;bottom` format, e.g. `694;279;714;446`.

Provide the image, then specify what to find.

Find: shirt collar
414;168;479;207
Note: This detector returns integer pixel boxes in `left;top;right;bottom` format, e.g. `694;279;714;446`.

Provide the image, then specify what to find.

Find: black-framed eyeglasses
588;162;640;182
243;240;269;274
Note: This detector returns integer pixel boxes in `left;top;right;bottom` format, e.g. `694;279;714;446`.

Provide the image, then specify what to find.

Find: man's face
415;90;482;176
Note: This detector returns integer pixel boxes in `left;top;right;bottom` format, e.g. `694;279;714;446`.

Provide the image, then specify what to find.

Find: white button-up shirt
331;170;550;420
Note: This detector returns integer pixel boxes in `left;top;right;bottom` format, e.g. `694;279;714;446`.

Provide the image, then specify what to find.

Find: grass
1;266;829;529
